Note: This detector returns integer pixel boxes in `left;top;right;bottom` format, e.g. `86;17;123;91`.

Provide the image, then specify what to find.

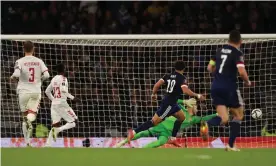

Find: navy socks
172;120;182;137
134;120;154;133
229;120;241;148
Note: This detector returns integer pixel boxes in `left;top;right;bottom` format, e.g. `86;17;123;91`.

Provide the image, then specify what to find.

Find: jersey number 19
166;79;175;93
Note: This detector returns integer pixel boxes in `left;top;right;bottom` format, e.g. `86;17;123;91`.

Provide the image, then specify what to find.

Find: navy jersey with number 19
211;45;244;108
156;71;187;119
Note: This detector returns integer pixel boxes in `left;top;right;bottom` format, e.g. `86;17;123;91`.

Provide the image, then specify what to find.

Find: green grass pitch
2;148;276;166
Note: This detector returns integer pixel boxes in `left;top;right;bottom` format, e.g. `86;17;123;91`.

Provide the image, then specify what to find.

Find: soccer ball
251;109;262;119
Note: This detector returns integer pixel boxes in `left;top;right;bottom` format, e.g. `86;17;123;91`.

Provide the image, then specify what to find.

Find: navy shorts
156;102;181;120
211;88;244;108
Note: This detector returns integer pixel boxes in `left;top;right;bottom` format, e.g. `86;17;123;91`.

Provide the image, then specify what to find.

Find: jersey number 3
166;79;176;93
219;55;228;73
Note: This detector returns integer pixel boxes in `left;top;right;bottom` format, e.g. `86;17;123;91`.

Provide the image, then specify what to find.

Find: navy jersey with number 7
156;71;187;119
211;45;245;108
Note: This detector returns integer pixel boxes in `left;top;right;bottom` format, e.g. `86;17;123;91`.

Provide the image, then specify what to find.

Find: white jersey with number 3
15;56;48;94
45;75;75;105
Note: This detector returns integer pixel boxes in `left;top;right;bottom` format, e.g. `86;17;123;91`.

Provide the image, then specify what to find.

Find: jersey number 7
219;55;228;73
166;79;176;93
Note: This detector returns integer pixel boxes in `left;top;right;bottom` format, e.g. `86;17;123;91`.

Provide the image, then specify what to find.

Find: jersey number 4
166;79;176;93
219;55;228;73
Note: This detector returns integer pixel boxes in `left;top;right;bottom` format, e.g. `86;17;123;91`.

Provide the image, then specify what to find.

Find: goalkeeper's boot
127;129;135;143
200;121;209;141
225;144;240;152
52;128;59;142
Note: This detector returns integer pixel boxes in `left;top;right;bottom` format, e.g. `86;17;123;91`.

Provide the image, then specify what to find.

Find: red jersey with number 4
14;56;48;94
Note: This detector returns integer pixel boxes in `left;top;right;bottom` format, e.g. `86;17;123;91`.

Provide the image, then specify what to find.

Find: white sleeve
41;60;49;80
11;60;21;78
60;78;75;100
45;83;54;101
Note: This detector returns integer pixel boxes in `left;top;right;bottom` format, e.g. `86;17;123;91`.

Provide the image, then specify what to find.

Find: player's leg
46;106;61;146
171;106;185;138
56;105;77;134
227;90;244;151
209;89;230;125
143;136;169;148
127;104;167;142
19;94;31;146
25;93;41;123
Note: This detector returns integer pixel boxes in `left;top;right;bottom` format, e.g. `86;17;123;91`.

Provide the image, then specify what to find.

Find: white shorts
18;93;41;113
51;102;77;124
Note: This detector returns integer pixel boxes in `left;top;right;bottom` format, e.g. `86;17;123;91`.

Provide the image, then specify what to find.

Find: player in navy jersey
127;61;205;143
205;30;252;151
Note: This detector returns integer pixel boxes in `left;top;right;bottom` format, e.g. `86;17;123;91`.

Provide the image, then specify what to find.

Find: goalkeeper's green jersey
160;99;217;131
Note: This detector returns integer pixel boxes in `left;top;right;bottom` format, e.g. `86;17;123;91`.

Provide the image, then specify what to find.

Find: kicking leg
201;105;228;140
128;113;162;142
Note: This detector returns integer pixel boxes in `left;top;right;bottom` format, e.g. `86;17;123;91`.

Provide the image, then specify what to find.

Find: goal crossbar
2;34;276;40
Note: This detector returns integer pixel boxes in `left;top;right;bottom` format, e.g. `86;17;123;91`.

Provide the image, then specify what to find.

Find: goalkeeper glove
183;98;197;108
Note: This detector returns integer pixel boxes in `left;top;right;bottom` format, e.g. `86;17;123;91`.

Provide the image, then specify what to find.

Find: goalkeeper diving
116;98;218;148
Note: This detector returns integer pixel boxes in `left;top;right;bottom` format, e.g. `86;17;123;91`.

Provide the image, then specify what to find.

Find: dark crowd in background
2;1;276;34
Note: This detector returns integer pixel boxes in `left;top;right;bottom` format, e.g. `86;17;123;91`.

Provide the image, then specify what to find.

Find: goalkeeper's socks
134;120;154;133
229;120;241;148
207;116;222;126
172;120;182;137
58;122;76;132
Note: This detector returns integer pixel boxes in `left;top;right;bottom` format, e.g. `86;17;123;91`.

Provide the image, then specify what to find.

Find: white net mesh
1;36;276;148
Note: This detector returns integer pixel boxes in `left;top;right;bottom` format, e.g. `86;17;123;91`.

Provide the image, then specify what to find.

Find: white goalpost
1;34;276;148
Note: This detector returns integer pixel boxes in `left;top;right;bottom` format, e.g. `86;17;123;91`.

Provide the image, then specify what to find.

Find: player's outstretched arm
181;85;205;101
191;114;218;125
45;84;54;101
151;79;165;101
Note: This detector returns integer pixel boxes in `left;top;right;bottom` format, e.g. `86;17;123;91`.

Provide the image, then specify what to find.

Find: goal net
1;35;276;148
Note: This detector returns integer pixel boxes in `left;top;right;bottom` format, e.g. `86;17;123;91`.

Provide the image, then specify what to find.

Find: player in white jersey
10;41;50;146
45;63;78;147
